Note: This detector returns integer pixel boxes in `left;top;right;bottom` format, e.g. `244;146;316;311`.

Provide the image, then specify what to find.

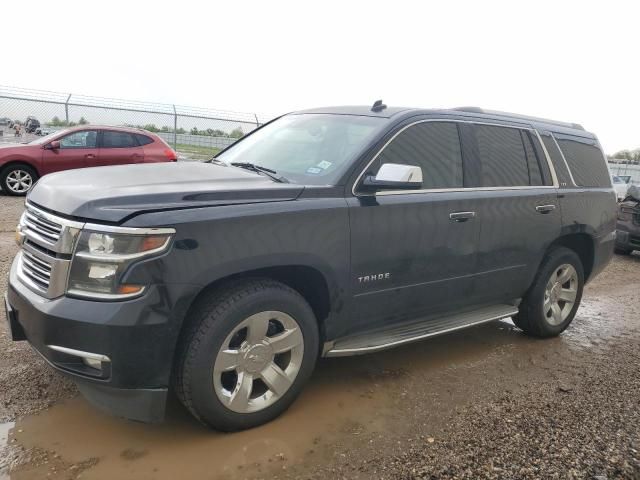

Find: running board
324;304;519;357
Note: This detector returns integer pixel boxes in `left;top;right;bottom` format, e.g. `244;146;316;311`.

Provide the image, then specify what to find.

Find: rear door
347;120;481;334
41;129;98;175
96;130;144;166
466;122;561;305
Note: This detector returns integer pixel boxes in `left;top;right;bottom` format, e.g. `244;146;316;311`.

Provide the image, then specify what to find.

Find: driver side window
371;122;464;189
59;130;97;149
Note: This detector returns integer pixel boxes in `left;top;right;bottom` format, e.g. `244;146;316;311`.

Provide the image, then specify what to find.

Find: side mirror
45;140;60;150
362;163;422;191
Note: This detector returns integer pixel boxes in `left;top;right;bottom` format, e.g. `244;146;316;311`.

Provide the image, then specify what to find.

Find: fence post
65;94;72;124
172;105;178;150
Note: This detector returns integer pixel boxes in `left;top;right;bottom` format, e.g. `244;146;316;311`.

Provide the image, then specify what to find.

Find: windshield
612;175;623;184
28;128;70;145
216;114;385;185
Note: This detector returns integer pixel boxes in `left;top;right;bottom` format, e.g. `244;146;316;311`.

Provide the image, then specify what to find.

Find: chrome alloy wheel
543;263;578;326
213;311;304;413
6;169;33;193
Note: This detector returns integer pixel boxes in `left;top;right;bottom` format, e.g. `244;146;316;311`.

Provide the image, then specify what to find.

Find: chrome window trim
351;119;560;197
549;134;578;187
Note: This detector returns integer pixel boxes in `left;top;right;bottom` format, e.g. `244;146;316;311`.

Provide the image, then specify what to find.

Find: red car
0;126;178;196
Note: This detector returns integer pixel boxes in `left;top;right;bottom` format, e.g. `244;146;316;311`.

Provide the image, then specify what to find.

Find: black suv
5;104;617;431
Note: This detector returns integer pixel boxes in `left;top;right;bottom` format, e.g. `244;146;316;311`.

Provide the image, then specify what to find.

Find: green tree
229;127;244;139
190;127;200;135
78;117;88;125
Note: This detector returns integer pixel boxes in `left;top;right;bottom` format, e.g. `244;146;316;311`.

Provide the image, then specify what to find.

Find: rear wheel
174;279;319;431
514;247;584;338
614;247;632;255
1;164;38;196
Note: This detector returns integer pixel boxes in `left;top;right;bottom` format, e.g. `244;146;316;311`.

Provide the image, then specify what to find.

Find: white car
612;175;629;201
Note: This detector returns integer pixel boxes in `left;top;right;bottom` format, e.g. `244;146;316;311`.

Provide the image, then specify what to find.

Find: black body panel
7;105;616;422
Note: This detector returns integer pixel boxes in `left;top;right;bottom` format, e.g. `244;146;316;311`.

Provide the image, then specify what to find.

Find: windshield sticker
317;160;332;170
306;167;322;174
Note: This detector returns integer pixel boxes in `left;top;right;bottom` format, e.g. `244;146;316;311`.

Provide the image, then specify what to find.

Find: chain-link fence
0;85;268;160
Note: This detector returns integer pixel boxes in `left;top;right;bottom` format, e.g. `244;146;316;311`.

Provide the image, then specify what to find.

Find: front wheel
514;247;584;338
173;279;319;431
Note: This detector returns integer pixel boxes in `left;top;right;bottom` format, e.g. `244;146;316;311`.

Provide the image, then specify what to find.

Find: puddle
1;421;15;480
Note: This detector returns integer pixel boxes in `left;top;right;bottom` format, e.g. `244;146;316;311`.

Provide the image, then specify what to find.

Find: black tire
614;247;632;255
173;278;319;431
513;247;584;338
1;164;38;196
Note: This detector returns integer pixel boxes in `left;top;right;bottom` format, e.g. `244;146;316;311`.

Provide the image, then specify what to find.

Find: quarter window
475;125;529;187
373;122;464;189
59;130;97;149
556;138;610;188
102;131;137;148
135;134;154;146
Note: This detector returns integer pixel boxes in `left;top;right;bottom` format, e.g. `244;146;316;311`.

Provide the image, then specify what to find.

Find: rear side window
135;134;154;146
556;138;610;188
475;125;529;187
102;131;137;148
374;122;463;189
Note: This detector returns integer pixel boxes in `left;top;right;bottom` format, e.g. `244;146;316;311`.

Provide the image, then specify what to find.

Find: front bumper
6;256;198;423
615;221;640;252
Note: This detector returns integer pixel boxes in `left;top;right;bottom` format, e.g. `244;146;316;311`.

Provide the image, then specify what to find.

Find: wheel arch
546;233;595;281
0;160;40;177
178;262;335;349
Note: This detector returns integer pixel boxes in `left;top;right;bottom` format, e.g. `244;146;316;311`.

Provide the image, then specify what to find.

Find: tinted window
374;122;463;189
475;125;529;187
59;130;97;149
556;138;610;188
521;130;543;186
102;131;137;148
136;134;154;146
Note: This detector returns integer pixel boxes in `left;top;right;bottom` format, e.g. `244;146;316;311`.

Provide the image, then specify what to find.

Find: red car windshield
28;129;72;145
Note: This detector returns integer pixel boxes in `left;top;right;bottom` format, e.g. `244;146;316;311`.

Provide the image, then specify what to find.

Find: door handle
535;204;556;214
85;154;96;159
449;211;476;222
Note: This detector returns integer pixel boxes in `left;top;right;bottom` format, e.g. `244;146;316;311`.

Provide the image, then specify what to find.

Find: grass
174;143;221;159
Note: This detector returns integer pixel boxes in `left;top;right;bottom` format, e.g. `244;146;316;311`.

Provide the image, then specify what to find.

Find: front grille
20;249;53;292
633;212;640;226
23;206;63;245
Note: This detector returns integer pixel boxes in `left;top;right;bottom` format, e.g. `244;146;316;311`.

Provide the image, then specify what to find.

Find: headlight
67;229;174;300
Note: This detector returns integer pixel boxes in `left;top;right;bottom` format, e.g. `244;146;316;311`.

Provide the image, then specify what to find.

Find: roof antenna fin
371;100;387;112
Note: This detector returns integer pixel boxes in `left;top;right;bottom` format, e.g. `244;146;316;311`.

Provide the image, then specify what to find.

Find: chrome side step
324;304;518;357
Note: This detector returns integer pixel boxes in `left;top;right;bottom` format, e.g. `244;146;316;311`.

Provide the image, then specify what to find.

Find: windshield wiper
230;162;289;183
206;157;227;166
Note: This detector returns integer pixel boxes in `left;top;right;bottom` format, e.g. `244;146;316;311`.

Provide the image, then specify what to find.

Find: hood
0;142;33;151
28;162;305;223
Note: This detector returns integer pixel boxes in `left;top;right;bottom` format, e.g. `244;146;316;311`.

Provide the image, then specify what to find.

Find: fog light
82;357;103;370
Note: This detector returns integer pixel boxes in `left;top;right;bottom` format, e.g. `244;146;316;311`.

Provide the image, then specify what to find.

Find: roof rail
452;106;585;131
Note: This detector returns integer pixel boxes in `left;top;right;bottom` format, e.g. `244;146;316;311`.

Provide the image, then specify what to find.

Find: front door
347;121;481;335
41;129;98;175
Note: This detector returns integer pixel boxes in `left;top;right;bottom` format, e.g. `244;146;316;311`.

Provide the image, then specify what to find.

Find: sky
2;0;639;153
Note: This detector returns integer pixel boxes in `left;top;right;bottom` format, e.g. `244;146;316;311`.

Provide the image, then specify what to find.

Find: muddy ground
0;195;638;480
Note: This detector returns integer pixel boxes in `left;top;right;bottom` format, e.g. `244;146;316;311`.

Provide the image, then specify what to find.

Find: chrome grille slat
21;255;52;279
17;203;84;299
23;211;63;244
22;249;53;270
25;211;62;231
25;213;62;237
